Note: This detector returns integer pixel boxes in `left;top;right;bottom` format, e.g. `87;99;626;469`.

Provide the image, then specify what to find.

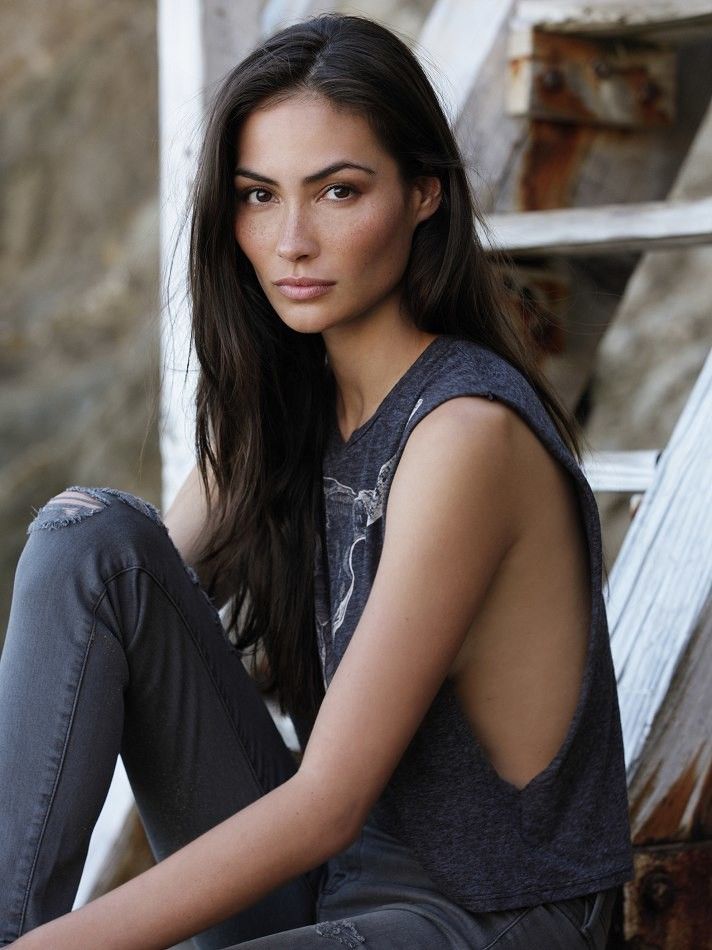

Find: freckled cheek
234;217;270;266
351;217;411;286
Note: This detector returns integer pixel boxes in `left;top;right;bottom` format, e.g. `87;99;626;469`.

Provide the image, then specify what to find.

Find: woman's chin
275;307;344;336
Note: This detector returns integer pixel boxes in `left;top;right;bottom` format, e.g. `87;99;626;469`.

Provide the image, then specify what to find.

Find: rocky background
0;0;161;648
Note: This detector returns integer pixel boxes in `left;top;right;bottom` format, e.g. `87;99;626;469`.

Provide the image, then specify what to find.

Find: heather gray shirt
313;333;634;912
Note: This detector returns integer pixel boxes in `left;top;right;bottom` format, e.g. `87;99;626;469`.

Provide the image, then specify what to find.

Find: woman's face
233;92;440;337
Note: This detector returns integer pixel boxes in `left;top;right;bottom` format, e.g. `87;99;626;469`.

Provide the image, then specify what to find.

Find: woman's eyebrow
233;161;376;185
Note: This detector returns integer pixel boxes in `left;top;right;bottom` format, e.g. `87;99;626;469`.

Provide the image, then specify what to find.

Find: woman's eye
242;187;272;204
325;184;356;200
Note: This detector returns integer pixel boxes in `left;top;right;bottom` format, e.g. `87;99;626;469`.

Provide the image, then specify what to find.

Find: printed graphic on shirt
315;397;427;687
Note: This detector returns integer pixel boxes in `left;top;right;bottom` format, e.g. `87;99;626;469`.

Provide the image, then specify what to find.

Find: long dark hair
184;13;587;726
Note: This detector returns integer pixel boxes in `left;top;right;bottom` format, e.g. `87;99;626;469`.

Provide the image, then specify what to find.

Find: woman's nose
275;205;319;261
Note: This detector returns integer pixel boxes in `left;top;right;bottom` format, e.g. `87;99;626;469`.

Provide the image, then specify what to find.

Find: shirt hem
449;863;634;913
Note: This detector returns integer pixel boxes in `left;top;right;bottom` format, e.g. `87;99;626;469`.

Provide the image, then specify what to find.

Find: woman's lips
275;283;335;300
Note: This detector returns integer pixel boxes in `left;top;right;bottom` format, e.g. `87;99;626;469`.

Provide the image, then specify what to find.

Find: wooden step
483;195;712;256
581;450;660;493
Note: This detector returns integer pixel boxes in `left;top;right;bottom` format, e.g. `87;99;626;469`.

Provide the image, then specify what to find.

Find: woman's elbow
293;769;366;853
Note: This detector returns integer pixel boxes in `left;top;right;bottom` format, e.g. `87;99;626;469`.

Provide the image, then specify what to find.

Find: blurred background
0;0;161;642
1;1;710;947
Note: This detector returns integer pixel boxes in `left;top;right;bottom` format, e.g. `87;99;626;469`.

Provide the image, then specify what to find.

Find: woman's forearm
14;772;354;950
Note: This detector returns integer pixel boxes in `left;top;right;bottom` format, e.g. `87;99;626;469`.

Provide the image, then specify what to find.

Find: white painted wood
158;0;208;511
158;0;262;511
484;196;712;256
417;0;515;123
514;0;712;43
608;347;712;777
581;450;660;493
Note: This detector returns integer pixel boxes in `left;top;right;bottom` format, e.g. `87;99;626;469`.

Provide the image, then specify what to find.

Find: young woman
0;13;633;949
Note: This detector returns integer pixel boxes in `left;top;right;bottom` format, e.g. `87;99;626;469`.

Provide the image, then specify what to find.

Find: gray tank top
312;333;634;912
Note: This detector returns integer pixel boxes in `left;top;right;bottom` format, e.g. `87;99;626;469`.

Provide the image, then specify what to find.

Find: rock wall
0;1;161;647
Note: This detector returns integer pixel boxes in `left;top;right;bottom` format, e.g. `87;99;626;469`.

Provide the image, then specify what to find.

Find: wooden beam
581;450;660;493
608;347;712;778
628;599;712;844
75;0;265;915
484;195;712;256
515;1;712;44
418;0;515;123
158;0;261;507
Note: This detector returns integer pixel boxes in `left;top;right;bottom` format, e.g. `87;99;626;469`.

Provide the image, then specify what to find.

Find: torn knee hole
27;489;108;534
47;490;107;514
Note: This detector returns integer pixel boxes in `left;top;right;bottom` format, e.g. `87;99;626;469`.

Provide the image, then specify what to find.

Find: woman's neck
323;319;440;441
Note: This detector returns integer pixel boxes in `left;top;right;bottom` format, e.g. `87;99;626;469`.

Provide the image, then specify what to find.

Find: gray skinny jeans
0;486;617;948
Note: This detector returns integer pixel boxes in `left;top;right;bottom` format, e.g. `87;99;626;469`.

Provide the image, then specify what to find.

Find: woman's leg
0;486;325;948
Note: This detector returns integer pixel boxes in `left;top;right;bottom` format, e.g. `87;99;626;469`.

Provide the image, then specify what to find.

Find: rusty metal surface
508;30;676;128
496;262;569;356
518;118;597;209
622;841;712;948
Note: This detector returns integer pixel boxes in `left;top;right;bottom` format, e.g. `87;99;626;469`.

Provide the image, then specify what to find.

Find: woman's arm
15;396;517;950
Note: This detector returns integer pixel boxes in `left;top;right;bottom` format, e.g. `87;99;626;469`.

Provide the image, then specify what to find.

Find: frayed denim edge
315;919;366;947
26;495;106;536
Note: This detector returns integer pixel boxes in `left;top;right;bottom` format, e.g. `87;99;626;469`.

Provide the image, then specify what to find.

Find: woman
0;13;633;949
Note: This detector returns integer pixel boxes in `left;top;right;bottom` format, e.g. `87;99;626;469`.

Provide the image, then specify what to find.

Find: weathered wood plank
627;599;712;845
159;0;261;507
484;196;712;256
515;1;712;44
608;347;712;778
418;0;515;123
581;450;659;493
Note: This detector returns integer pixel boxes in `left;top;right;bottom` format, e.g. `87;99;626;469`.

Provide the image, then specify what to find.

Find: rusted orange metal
620;841;712;949
496;262;569;358
518;118;597;209
507;30;676;129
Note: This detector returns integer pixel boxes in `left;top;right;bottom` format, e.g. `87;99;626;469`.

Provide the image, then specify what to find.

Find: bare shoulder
404;394;517;462
396;394;565;546
387;395;523;563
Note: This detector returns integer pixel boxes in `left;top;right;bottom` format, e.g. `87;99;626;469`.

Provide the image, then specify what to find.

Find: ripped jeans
0;486;617;949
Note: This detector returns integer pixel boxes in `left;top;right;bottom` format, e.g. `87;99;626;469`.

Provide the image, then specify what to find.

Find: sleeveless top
310;333;634;913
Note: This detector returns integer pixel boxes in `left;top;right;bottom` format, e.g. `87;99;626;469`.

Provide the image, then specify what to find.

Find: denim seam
17;615;99;936
480;908;533;949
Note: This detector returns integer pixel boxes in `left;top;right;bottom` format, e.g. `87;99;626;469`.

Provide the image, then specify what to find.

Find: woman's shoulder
407;335;558;451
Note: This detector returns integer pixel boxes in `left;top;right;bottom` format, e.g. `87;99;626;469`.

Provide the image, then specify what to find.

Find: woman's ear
412;175;443;226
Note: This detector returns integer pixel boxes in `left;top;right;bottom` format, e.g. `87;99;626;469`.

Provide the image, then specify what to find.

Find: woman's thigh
219;890;616;949
0;485;324;948
222;905;454;949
